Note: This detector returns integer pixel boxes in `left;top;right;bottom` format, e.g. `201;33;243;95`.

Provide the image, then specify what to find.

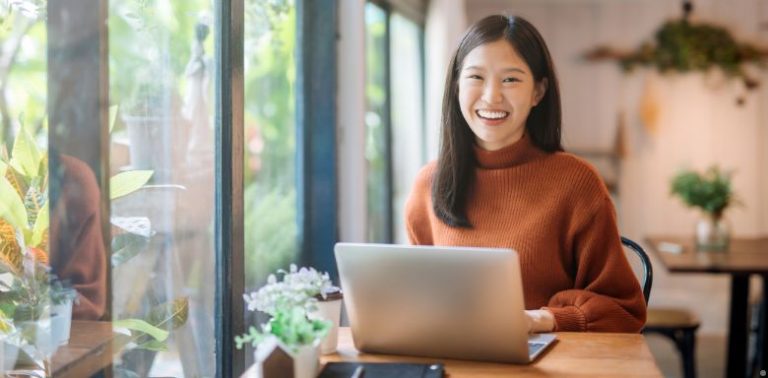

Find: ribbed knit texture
405;134;646;332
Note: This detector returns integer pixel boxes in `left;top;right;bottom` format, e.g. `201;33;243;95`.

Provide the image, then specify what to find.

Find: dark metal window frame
297;0;340;281
215;0;245;376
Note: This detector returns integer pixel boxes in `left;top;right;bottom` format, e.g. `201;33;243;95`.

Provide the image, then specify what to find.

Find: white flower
243;264;333;316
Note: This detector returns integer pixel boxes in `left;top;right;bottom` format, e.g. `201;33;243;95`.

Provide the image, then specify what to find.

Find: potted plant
237;264;340;378
671;166;736;251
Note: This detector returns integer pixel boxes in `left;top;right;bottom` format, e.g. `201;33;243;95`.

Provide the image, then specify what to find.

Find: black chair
621;236;699;378
621;236;653;304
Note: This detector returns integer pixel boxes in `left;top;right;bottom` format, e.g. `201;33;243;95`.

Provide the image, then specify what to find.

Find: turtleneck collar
473;133;545;169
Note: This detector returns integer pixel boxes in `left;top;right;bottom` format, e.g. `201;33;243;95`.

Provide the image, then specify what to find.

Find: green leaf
110;170;153;200
109;105;119;133
136;339;168;352
113;318;169;342
30;203;48;247
0;177;28;229
9;126;41;178
111;233;149;267
148;297;189;330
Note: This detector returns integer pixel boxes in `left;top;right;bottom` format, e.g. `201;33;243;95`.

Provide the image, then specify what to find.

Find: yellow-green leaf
0;160;6;177
24;184;45;227
31;203;48;248
0;176;28;229
5;166;27;199
113;319;169;342
109;105;119;133
0;221;21;274
10;126;41;178
110;170;153;200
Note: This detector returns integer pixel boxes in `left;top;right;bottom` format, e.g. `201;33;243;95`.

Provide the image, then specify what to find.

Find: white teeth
476;110;508;119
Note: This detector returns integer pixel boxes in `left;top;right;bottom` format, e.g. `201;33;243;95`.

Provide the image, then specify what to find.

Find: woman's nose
481;82;503;104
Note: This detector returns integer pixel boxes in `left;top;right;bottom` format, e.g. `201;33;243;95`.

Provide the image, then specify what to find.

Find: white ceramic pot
51;297;73;346
292;342;320;378
0;336;21;371
18;317;56;358
309;289;343;355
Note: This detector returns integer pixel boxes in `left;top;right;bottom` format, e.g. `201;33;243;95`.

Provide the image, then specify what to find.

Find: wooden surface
50;320;114;378
645;235;768;274
320;327;663;377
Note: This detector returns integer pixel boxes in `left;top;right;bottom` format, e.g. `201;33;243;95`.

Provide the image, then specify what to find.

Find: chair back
620;236;653;305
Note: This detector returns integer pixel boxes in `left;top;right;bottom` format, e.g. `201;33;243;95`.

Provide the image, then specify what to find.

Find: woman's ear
533;78;548;106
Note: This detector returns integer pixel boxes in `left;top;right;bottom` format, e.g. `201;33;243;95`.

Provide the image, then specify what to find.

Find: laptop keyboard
528;342;547;357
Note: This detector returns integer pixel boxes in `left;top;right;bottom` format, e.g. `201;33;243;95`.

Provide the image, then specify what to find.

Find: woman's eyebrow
462;65;527;74
500;67;527;74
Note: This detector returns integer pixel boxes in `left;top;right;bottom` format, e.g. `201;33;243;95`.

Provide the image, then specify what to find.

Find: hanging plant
586;18;768;104
632;21;760;82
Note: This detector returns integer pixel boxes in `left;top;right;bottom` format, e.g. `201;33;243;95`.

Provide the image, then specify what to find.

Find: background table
321;327;662;377
645;235;768;378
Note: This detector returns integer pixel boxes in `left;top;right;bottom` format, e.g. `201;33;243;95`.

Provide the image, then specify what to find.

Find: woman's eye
467;74;482;80
503;77;521;83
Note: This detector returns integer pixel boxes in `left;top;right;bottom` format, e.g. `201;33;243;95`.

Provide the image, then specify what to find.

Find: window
109;0;217;376
365;1;426;244
0;0;338;375
243;0;298;290
364;2;391;243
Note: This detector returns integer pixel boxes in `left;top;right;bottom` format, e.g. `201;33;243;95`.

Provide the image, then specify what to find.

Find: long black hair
432;15;563;228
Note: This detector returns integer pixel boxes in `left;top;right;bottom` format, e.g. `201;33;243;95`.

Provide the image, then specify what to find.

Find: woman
405;15;645;333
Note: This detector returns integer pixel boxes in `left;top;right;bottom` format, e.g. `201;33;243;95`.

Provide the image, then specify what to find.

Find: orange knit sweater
405;134;646;332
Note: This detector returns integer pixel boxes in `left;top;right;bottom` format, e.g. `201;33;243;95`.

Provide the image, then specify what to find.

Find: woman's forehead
461;39;529;73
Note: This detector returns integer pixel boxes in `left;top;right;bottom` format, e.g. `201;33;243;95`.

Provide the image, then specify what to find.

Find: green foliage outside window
243;0;299;288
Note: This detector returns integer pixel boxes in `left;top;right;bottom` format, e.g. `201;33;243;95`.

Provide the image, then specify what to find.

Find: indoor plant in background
236;265;339;378
671;166;736;251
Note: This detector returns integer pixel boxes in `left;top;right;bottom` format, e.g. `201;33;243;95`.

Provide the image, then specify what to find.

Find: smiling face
458;38;547;151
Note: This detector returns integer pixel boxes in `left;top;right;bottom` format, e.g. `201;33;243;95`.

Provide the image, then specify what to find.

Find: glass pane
109;0;216;376
389;14;425;244
243;0;298;288
365;2;390;243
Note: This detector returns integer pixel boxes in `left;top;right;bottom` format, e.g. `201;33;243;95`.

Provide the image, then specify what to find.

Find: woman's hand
525;309;555;333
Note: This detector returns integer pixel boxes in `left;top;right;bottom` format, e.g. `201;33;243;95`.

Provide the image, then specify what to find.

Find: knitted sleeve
544;196;646;332
404;163;435;245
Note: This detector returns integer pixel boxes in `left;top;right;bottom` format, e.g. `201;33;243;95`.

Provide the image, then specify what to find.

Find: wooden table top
321;327;662;377
645;235;768;274
51;320;115;378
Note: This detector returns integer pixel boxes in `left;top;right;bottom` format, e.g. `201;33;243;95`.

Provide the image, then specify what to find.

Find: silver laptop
334;243;556;364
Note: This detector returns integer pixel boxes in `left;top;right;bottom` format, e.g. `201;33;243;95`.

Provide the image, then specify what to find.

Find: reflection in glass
109;0;215;376
365;2;391;243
